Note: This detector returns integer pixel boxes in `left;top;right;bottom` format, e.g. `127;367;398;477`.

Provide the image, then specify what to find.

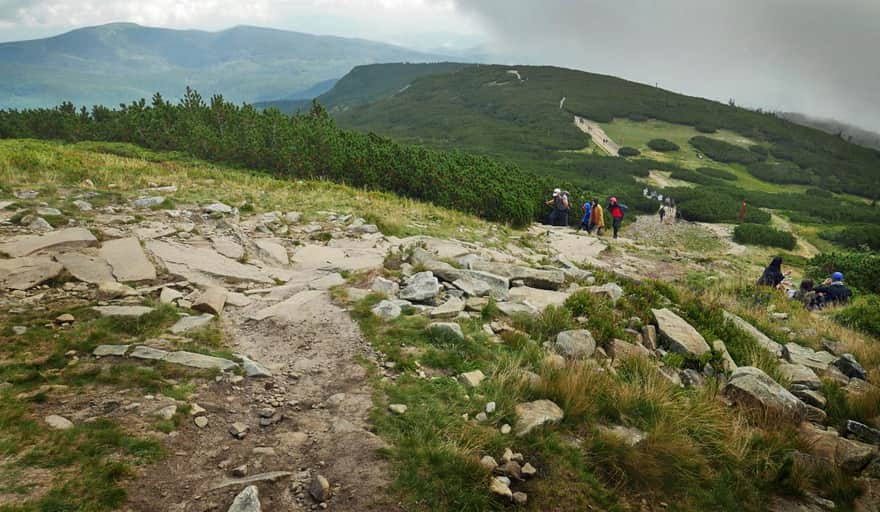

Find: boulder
100;237;156;282
97;281;136;299
554;330;596;359
783;343;837;373
428;322;464;339
723;311;783;357
844;420;880;446
371;300;402;321
792;389;827;409
0;227;97;257
610;338;651;360
490;476;513;500
146;240;274;284
641;325;658;350
227;485;260;512
778;363;822;390
211;237;246;260
236;354;272;378
799;422;877;474
203;202;233;214
399;272;440;302
170;314;215;334
45;414;74;430
430;297;466;319
724;366;806;422
129;346;169;361
192;287;228;315
309;475;330;502
132;196;166;208
470;261;564;290
164;351;237;371
93;344;130;357
54;252;114;284
253;239;289;266
834;354;867;380
0;255;63;290
92;306;154;317
712;339;738;373
508;286;568;310
586;283;625;304
451;270;509;300
458;370;485;389
159;287;184;304
514;399;564;436
652;308;711;357
371;277;399;296
496;302;537;317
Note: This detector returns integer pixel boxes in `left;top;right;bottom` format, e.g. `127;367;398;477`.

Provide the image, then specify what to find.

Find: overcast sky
1;0;878;132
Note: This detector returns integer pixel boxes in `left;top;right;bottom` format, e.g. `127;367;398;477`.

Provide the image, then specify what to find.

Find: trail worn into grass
574;116;620;156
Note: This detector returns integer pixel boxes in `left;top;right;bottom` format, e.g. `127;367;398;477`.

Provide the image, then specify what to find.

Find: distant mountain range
0;23;448;109
778;112;880;151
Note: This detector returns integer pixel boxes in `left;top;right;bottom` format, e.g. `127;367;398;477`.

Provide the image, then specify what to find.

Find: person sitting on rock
757;256;789;288
814;272;853;306
793;279;820;310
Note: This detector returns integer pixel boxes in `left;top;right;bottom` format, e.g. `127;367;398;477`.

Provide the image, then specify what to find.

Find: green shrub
833;296;880;338
618;146;641;157
689;136;761;165
820;225;880;251
733;224;797;250
806;187;834;199
669;168;720;185
695;124;717;134
628;113;648;122
806;251;880;294
647;139;680;152
696;167;737;181
749;145;769;159
747;162;815;185
675;192;771;224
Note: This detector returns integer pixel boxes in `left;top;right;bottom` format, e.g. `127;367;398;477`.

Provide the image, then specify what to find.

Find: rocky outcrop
100;237;156;282
470;261;565;290
652;308;711;357
724;366;806;422
399;272;440;302
799;422;877;474
783;343;836;373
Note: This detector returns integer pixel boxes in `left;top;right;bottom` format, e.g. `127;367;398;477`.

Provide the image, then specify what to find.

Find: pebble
229;422;249;439
194;416;209;428
388;404;408;415
310;474;330;502
55;313;75;324
500;424;512;435
485;401;496;414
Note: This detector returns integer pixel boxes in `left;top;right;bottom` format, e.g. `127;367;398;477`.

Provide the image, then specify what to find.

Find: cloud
446;0;880;132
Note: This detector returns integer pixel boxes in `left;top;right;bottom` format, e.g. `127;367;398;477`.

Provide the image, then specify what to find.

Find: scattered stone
470;261;564;290
399;271;440;302
783;343;837;373
14;190;39;199
203;202;233;214
724;366;806;422
653;308;711;357
237;354;272;378
194;416;209;428
0;227;97;258
310;474;330;502
490;476;513;500
72;200;92;211
54;252;115;284
428;322;464;339
129;345;169;361
253;239;289;266
389;404;408;415
521;462;537;477
164;351;238;371
193;287;228;315
229;422;249;439
723;311;783;357
100;237;157;282
347;223;379;234
833;354;867;380
778;363;822;390
146;240;274;284
458;370;485;389
586;282;625;304
514;399;564;436
170;313;215;334
429;297;466;319
496;460;523;480
92;305;154;317
844;420;880;446
0;255;63;290
554;330;597;359
93;344;130;357
210;471;293;490
284;212;302;223
45;414;74;430
27;217;53;231
641;325;658;350
97;281;137;299
486;401;496;414
799;422;877;474
132;196;166;208
597;424;648;446
496;302;536;316
475;412;488;422
542;353;566;370
12;326;27;335
712;339;738;373
55;313;75;324
512;492;528;505
227;485;260;512
480;455;498;471
231;465;249;478
680;369;705;388
792;389;827;409
154;405;177;420
610;338;651;360
372;300;402;321
371;277;399;296
160;287;184;304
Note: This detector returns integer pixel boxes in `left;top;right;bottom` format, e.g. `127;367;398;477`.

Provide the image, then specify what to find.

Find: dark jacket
758;259;784;287
814;283;853;305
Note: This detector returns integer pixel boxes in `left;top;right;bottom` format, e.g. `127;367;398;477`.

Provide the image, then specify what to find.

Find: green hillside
0;23;446;109
337;65;880;201
255;62;472;114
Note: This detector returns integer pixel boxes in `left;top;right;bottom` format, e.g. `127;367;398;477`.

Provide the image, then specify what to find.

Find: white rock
45;415;74;430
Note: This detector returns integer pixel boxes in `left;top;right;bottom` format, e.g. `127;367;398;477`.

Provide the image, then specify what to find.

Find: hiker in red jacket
608;196;628;239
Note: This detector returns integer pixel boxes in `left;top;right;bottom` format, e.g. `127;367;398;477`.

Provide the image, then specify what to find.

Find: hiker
814;272;853;306
545;188;570;226
658;204;666;223
793;279;819;310
757;256;789;288
589;199;605;235
607;196;628;239
579;199;593;232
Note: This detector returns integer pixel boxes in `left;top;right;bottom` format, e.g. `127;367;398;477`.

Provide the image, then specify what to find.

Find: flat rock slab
164;351;238;371
54;252;115;284
134;224;177;240
0;227;97;257
92;306;154;317
93;344;131;357
247;290;325;323
470;261;565;290
509;286;568;310
778;362;822;390
228;485;261;512
146;240;273;284
723;311;783;357
169;314;215;334
100;237;156;282
130;346;169;361
236;354;272;378
0;255;63;290
652;308;711;357
253;239;289;266
211;471;294;490
515;399;564;436
211;237;245;260
290;245;385;272
497;302;537;316
783;343;836;373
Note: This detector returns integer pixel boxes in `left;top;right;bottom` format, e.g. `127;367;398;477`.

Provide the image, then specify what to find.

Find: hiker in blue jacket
578;200;593;232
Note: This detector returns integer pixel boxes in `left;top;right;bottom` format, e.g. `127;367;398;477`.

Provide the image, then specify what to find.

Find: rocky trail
574;115;620;156
1;180;879;512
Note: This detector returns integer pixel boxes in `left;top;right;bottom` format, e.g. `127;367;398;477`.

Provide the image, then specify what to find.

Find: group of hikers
545;188;628;239
758;256;853;310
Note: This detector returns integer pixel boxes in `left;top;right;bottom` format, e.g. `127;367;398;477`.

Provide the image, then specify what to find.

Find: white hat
553;188;561;194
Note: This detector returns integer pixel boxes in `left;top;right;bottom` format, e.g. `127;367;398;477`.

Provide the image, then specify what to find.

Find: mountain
0;23;446;109
779;112;880;151
254;62;471;114
335;64;880;200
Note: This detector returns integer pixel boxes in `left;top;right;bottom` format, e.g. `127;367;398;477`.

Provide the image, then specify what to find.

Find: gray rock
310;474;330;502
211;237;246;260
586;283;625;304
641;325;658;350
371;277;399;296
36;206;62;216
778;363;822;390
132;196;166;208
0;255;63;290
554;330;596;359
93;344;131;357
54;252;115;284
371;300;402;321
399;271;440;302
680;369;705;388
470;261;564;290
211;471;293;490
229;422;249;439
284;212;302;223
347;223;379;234
480;455;498;471
490;476;513;499
0;227;97;258
146;240;274;284
45;414;74;430
203;202;233;214
429;297;466;319
97;281;136;299
227;485;260;512
164;351;238;371
27;217;53;231
712;339;738;373
100;237;156;282
844;420;880;446
450;270;510;300
428;322;464;339
12;326;27;335
834;354;867;380
597;424;648;446
159;287;184;304
388;404;408;415
170;314;215;334
237;354;272;378
72;200;92;211
792;389;827;409
458;370;485;389
783;343;837;373
154;405;177;420
652;308;711;357
194;416;209;428
129;346;170;361
192;287;228;315
723;311;783;357
14;190;39;199
92;306;154;317
253;239;289;266
610;338;651;360
514;399;564;436
508;286;568;310
496;302;537;317
724;366;806;422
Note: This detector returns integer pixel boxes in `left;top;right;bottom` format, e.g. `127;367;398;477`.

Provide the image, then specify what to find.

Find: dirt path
574;116;620;156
